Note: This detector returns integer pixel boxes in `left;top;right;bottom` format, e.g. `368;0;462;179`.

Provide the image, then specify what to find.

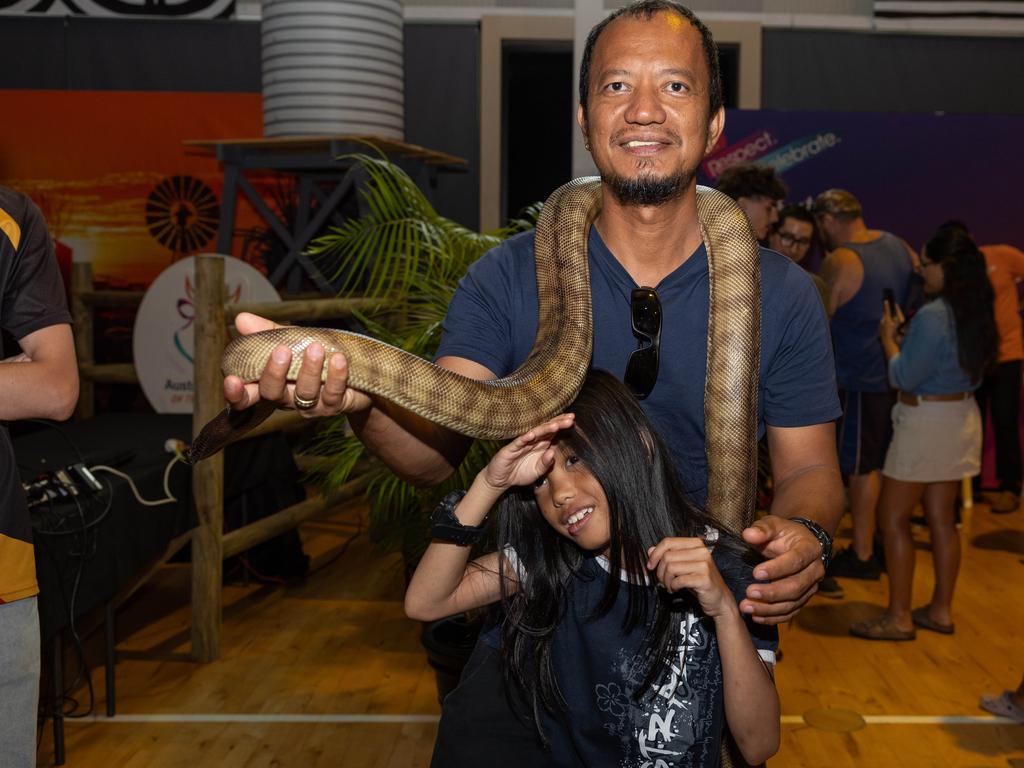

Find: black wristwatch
430;490;488;546
789;517;833;570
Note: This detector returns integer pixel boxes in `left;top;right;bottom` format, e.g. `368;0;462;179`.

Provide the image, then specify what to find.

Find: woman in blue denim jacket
852;227;997;640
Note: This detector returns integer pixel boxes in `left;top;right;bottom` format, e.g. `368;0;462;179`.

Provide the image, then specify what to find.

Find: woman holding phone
851;227;997;640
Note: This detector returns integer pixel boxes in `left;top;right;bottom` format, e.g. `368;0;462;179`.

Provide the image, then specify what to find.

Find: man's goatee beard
602;170;692;207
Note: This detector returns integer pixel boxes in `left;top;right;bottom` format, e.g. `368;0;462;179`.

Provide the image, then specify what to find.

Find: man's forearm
348;398;472;488
0;360;78;421
768;464;844;536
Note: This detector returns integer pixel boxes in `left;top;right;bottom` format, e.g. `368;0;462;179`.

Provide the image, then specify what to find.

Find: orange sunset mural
0;89;272;288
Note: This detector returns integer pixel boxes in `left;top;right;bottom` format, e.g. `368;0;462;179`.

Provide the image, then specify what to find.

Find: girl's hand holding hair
648;536;781;764
646;537;737;620
480;413;575;492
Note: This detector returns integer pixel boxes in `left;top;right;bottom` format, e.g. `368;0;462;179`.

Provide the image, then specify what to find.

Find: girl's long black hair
495;370;756;743
925;227;998;384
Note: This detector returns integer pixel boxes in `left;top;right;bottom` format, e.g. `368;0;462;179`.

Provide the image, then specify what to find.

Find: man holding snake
227;0;841;679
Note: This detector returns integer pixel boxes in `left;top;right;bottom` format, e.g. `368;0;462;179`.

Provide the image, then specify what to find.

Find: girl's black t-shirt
533;548;777;767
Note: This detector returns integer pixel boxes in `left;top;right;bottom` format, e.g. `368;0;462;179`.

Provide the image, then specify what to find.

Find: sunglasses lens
631;288;661;338
624;347;658;399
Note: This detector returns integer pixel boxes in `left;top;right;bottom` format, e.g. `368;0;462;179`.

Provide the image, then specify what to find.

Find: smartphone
883;289;896;318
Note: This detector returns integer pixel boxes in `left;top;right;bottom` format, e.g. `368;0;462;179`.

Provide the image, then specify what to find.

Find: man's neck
593;187;704;287
841;219;881;245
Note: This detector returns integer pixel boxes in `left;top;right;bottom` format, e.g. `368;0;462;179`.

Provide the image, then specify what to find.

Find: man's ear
704;106;725;155
577;103;589;146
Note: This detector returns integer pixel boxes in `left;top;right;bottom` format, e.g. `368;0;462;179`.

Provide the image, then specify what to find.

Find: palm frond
307;149;540;559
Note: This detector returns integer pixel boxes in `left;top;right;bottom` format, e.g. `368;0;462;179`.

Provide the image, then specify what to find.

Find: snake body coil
188;178;760;529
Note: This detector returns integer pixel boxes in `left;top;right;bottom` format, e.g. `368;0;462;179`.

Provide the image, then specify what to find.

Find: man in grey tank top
815;190;916;581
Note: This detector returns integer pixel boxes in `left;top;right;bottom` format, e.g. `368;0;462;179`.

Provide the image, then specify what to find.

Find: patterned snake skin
187;177;760;531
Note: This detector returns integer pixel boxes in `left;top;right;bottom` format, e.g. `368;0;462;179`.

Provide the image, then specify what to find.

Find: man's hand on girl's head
738;515;825;624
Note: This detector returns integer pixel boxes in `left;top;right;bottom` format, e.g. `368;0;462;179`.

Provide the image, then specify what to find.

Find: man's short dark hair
578;1;722;119
776;204;815;231
714;164;788;202
811;189;862;222
937;219;970;236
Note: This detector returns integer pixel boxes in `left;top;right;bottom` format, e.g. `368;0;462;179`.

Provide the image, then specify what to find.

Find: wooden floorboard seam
61;713;1015;725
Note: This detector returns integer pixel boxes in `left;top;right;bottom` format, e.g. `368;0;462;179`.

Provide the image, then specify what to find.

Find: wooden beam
71;262;95;419
226;297;390;324
78;363;138;384
76;289;145;308
191;256;227;663
221;474;370;559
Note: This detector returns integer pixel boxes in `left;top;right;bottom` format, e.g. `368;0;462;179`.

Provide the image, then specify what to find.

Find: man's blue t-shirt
436;227;841;507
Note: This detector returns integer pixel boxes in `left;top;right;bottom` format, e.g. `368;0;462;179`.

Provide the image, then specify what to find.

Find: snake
186;177;761;532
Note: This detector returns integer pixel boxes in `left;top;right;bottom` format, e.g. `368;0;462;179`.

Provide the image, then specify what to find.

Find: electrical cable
25;418;86;465
33;477;114;537
89;455;183;507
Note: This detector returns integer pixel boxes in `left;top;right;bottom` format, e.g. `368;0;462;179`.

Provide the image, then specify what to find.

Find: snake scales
187;177;760;532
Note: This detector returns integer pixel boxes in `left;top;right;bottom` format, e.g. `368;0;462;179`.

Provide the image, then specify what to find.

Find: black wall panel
0;16;261;91
404;22;480;229
763;29;1024;115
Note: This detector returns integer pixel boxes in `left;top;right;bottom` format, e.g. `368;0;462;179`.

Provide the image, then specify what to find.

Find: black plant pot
420;613;483;703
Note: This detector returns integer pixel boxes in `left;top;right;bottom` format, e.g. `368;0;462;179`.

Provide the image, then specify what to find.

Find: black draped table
14;413;305;765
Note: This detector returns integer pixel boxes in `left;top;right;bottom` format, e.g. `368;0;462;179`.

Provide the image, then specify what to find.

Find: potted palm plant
306;150;538;699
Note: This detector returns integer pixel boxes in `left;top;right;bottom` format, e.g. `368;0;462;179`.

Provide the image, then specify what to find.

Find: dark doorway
718;44;740;109
501;41;574;224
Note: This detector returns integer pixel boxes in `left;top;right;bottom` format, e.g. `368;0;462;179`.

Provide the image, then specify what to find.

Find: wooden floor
38;497;1024;767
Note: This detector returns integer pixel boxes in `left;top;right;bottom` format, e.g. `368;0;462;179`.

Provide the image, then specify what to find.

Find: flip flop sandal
912;606;955;635
980;691;1024;724
850;616;916;641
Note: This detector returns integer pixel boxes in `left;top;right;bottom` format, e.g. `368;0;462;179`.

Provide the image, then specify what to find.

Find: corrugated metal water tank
262;0;404;138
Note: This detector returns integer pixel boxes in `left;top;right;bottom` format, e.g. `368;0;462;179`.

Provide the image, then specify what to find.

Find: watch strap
789;516;833;570
430;490;488;546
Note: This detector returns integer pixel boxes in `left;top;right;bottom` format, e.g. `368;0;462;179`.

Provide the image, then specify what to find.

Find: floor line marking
781;715;1012;725
65;713;1014;725
72;714;441;724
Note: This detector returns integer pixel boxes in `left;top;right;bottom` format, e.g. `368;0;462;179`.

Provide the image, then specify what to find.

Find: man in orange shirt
942;221;1024;514
1;187;79;767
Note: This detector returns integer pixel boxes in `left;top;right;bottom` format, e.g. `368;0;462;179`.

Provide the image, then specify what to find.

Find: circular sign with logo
133;255;280;413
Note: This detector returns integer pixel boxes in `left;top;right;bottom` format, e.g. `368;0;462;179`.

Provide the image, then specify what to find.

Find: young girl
406;371;780;767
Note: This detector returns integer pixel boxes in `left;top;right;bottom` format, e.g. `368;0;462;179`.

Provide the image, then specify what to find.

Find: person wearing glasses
224;4;842;759
769;205;829;310
816;189;916;584
714;163;787;242
851;227;996;640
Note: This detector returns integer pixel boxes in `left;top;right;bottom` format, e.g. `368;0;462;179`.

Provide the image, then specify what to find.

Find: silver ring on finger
293;392;318;410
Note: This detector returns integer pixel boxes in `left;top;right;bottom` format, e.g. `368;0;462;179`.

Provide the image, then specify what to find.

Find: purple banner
699;110;1024;255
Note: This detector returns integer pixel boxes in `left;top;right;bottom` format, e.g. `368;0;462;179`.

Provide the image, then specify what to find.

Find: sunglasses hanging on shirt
624;286;661;400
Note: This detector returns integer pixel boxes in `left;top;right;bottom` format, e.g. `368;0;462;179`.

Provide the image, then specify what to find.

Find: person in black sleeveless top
816;189;916;582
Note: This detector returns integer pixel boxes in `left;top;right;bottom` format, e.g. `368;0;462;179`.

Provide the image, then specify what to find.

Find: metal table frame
186;135;467;294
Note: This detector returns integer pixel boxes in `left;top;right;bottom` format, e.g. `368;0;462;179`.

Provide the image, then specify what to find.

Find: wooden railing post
71;262;94;419
191;255;226;662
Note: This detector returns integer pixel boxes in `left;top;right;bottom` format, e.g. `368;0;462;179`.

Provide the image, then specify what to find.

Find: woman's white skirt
882;398;982;483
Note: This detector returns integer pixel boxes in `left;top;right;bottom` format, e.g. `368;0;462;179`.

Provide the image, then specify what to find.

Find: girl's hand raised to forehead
481;414;575;492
